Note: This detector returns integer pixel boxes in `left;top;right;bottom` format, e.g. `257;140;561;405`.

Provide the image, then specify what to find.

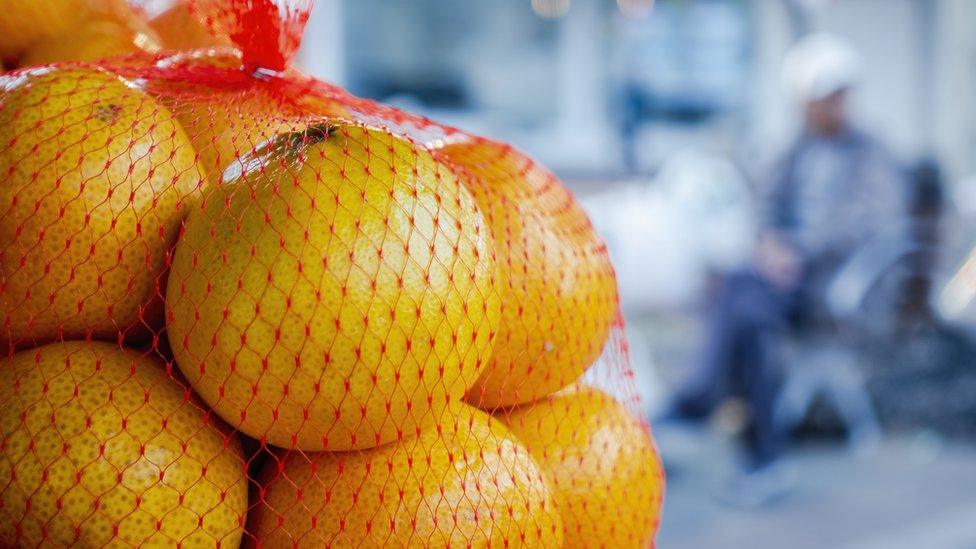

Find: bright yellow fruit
0;0;137;60
499;386;664;548
167;124;499;451
21;12;161;66
0;341;249;547
0;68;206;347
150;2;231;51
251;404;562;547
167;88;302;185
438;139;618;409
149;50;349;185
0;0;86;58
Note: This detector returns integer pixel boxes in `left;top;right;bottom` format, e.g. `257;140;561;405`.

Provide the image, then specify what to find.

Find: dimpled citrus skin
0;68;206;347
0;341;249;547
152;51;299;185
252;404;563;548
499;386;664;548
175;89;298;185
167;124;499;451
149;50;350;185
438;139;618;409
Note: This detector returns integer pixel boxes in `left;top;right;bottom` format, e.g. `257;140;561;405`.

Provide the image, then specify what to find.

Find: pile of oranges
0;1;664;547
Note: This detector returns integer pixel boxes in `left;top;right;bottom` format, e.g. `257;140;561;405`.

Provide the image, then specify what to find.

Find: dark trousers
675;270;787;471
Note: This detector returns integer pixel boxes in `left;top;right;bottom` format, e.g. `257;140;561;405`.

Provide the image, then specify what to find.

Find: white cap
782;33;862;102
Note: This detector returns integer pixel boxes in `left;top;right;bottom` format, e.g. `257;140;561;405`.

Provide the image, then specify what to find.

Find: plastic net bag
0;1;664;547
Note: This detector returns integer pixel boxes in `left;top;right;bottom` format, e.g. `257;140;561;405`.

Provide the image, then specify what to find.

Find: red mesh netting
0;1;664;547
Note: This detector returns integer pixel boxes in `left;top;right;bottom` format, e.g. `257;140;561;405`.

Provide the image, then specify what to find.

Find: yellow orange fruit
499;386;664;548
0;68;206;347
0;0;86;58
20;12;161;66
0;0;139;60
167;124;499;451
150;50;348;185
0;341;249;547
166;88;301;184
251;404;562;547
438;139;618;409
150;2;231;51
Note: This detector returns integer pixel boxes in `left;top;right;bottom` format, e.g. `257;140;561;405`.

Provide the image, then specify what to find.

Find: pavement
623;310;976;549
653;425;976;549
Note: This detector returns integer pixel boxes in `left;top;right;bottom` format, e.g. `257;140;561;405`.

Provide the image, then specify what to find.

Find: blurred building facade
298;0;976;186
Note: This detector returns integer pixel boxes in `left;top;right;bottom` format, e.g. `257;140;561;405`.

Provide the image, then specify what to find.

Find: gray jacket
765;128;906;263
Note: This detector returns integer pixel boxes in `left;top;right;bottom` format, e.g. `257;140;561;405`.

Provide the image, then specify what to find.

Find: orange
149;49;349;185
0;67;206;347
251;404;562;547
150;2;231;51
0;341;249;547
170;87;298;184
0;0;87;58
167;124;499;451
0;0;141;60
438;138;618;409
20;11;161;66
499;386;664;548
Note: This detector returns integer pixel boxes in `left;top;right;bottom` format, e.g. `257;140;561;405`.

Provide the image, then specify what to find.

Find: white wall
750;0;801;163
298;0;976;182
295;0;345;83
932;0;976;182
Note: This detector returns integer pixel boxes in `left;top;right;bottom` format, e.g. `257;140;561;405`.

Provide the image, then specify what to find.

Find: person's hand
755;230;802;290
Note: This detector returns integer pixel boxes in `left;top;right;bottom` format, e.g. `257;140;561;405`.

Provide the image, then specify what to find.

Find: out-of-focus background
295;1;976;547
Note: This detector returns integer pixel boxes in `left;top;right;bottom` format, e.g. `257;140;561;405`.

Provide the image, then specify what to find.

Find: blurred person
663;33;906;507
